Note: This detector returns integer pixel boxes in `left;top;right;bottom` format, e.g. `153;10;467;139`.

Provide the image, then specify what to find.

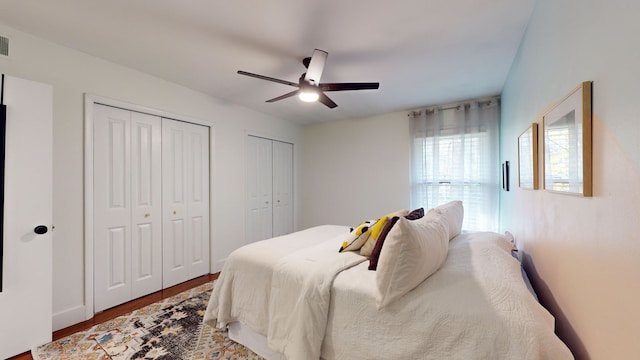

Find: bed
204;202;574;360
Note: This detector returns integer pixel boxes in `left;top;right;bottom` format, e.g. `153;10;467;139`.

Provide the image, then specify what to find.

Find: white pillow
428;200;463;240
375;214;450;309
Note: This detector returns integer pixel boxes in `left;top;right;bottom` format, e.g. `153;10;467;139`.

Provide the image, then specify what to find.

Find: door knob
34;225;48;235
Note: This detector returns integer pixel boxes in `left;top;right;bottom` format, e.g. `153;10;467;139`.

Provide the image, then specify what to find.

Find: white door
130;112;162;298
185;123;210;278
162;118;209;288
0;75;53;358
272;141;293;237
93;105;132;312
93;105;162;312
246;136;273;243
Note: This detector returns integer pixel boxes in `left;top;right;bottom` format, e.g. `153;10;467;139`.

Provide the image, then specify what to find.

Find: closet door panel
272;141;293;237
246;137;258;243
258;141;274;240
94;105;132;312
162;118;189;288
133;224;152;277
130;112;162;298
186;124;210;277
170;219;185;266
107;227;127;287
246;136;273;243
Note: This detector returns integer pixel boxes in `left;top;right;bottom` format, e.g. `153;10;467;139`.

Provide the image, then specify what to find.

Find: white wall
302;112;411;228
500;0;640;358
0;23;303;331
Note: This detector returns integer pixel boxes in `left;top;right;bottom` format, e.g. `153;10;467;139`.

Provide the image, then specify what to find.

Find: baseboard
52;304;87;331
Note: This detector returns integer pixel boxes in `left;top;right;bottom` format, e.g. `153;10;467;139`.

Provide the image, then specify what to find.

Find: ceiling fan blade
318;92;338;109
266;90;299;103
304;49;328;85
320;82;380;92
237;70;298;87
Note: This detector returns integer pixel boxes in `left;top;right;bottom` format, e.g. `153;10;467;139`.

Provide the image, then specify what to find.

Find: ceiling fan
237;49;379;109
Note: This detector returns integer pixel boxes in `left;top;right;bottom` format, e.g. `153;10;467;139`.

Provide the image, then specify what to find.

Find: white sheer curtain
410;98;500;231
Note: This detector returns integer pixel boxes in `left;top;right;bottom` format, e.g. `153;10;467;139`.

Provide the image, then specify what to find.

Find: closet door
94;105;132;312
186;123;210;278
246;136;273;243
272;141;293;237
130;112;162;298
162;118;210;288
94;106;162;312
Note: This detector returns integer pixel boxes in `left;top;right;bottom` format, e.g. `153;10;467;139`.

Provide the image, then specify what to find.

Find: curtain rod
408;96;500;117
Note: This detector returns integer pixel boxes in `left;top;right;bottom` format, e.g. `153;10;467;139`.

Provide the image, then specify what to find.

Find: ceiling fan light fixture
237;49;379;109
299;89;319;103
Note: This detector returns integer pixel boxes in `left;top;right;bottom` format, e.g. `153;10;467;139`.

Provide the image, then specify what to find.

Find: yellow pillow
339;220;376;252
370;216;389;240
360;209;410;256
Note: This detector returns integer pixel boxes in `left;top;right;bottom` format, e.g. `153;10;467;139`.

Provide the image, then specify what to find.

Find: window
410;99;500;231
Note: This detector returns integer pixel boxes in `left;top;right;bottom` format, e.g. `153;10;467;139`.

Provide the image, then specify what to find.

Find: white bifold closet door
272;140;293;237
94;105;162;312
162;118;210;288
94;107;210;312
246;136;273;243
246;135;293;243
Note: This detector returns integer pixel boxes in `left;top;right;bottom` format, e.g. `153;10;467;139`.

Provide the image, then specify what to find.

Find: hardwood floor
9;273;219;360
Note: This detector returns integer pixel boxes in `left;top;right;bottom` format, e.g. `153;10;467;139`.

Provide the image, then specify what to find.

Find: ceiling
0;0;534;125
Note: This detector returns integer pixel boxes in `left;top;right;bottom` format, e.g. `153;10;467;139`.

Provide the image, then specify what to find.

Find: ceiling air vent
0;35;8;57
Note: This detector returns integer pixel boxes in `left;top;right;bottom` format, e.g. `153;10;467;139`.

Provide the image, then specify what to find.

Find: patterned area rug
32;282;265;360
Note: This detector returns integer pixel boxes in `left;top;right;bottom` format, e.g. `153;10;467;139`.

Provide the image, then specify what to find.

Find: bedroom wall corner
499;0;640;358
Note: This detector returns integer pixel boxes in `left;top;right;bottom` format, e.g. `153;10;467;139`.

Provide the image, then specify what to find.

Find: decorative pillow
375;214;450;309
405;207;424;220
427;200;463;240
339;219;377;252
359;209;407;256
368;216;400;270
387;209;410;218
358;216;388;256
367;208;426;267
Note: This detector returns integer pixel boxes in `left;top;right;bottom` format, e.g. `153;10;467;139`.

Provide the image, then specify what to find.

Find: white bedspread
203;225;350;335
267;238;366;360
322;231;574;360
205;227;574;360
